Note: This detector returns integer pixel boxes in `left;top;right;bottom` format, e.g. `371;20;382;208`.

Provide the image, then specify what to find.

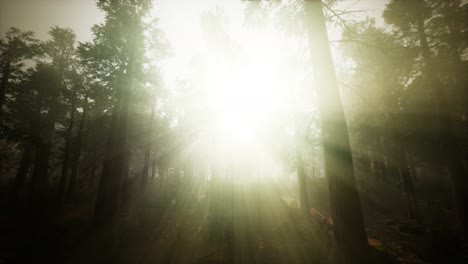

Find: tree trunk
398;151;420;222
13;145;33;204
416;14;468;237
115;67;132;215
367;148;376;179
389;108;421;223
67;99;87;200
94;58;134;226
151;160;157;179
304;1;369;262
141;106;155;188
57;97;76;217
28;108;55;221
29;141;51;220
0;63;11;113
164;167;169;197
94;90;124;227
296;147;310;215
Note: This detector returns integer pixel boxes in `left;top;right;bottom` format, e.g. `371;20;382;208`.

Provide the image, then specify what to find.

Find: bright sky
1;0;388;71
0;0;390;179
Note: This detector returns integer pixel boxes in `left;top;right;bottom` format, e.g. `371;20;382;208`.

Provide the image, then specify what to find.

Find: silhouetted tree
0;27;39;114
304;1;369;263
384;0;468;238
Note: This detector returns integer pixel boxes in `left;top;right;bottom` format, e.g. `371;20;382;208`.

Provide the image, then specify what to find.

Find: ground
0;179;467;264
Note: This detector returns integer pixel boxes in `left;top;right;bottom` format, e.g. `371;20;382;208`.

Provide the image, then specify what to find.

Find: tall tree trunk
151;160;157;179
164;167;169;197
94;89;123;226
0;63;11;113
29;57;66;222
296;147;310;215
67;99;88;200
13;145;33;204
141;106;155;188
57;97;76;216
29;142;51;220
29;108;55;221
94;58;134;226
416;14;468;237
398;151;420;222
367;148;376;179
304;1;369;262
115;65;133;216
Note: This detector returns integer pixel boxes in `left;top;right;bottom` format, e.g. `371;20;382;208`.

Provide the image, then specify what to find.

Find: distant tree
66;74;90;201
90;0;168;226
29;26;76;220
8;69;38;206
384;0;468;238
340;19;422;222
44;27;79;217
0;27;39;114
27;63;62;220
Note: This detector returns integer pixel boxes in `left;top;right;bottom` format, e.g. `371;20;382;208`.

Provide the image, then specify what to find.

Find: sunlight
154;2;319;183
212;66;275;145
209;29;282;147
3;0;463;262
190;19;311;184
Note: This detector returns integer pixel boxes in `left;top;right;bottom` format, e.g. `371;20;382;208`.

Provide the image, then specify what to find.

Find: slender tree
67;94;88;200
141;105;155;188
304;1;369;262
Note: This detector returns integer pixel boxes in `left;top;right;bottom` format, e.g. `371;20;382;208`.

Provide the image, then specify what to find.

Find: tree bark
304;1;369;262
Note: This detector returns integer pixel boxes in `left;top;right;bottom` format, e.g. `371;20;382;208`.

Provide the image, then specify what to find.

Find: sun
181;14;311;182
207;31;284;147
210;62;278;147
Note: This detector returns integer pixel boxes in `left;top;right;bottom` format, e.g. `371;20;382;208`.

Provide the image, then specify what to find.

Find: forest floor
0;180;467;264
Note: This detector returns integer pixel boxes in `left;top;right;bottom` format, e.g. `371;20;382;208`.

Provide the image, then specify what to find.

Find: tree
28;27;76;220
46;27;78;217
304;1;369;263
67;89;89;201
0;27;39;114
91;0;167;226
8;70;38;206
140;105;155;188
27;63;62;220
384;0;468;238
339;19;423;222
